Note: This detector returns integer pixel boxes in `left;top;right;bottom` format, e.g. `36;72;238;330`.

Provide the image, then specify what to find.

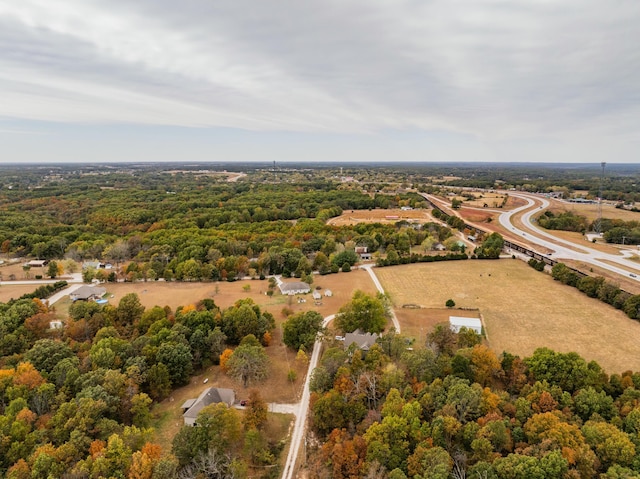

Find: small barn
449;316;482;334
279;281;311;295
181;387;236;426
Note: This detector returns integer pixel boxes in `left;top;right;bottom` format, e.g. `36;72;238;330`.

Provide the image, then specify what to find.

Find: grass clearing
327;208;434;226
376;260;640;373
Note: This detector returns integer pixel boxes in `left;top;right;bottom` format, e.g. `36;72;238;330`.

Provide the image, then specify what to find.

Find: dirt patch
376;260;640;373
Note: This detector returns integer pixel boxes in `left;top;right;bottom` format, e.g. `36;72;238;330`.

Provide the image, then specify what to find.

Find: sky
0;0;639;164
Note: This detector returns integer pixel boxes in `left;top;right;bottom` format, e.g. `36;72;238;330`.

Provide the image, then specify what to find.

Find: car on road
630;274;637;278
240;400;247;407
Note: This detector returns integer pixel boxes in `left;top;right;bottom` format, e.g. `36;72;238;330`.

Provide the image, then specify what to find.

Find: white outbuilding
449;316;483;334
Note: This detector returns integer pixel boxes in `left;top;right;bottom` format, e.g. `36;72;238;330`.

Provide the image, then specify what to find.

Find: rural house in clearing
279;281;311;295
69;285;106;302
355;246;371;261
449;316;483;334
181;387;236;426
343;330;379;352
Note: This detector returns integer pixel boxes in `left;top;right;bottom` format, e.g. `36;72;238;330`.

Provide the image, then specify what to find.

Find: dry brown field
395;307;480;344
454;192;507;208
547;199;640;223
0;284;46;303
327;208;434;226
375;260;640;373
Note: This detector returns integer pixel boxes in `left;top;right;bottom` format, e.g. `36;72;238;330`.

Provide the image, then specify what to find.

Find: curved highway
500;193;640;280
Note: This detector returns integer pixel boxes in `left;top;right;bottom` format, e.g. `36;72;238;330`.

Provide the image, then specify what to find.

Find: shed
449;316;482;334
49;320;63;330
324;289;333;297
312;291;321;300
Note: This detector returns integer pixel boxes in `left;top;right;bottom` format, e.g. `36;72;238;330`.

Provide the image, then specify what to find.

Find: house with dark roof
343;330;379;352
69;285;106;302
279;281;311;295
181;387;236;426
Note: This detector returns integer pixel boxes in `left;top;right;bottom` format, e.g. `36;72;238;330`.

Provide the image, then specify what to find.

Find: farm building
449;316;482;334
344;330;379;352
26;260;48;268
324;289;333;297
70;285;106;302
355;246;371;261
181;387;235;426
279;281;311;295
312;291;321;301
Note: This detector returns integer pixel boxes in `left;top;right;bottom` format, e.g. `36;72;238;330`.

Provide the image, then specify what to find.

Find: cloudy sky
1;0;638;163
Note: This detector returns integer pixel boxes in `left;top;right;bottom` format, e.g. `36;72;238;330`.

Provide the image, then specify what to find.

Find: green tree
116;293;145;331
25;339;74;374
47;260;59;279
335;290;388;334
476;232;504;259
226;337;270;388
283;310;324;351
156;342;193;386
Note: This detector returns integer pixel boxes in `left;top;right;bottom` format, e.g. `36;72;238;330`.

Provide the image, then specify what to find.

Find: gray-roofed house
181;387;236;426
343;330;379;352
279;281;311;295
69;285;107;302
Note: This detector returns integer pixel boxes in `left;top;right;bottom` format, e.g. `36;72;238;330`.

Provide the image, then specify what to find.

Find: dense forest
305;328;640;479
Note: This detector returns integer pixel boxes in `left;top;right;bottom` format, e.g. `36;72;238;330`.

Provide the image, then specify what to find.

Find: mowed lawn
376;259;640;374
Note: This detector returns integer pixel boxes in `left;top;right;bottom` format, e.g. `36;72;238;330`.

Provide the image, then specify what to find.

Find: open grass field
375;260;640;373
327;208;434;226
547;199;640;223
394;307;480;344
455;192;508;209
0;283;45;303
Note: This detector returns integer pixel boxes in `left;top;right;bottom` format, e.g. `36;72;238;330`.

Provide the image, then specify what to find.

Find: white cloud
0;0;639;161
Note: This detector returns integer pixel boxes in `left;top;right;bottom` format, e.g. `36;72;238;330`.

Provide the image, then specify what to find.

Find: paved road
501;193;640;280
281;314;335;479
361;264;401;332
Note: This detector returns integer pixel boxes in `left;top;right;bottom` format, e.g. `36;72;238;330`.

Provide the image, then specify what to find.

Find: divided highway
502;193;640;280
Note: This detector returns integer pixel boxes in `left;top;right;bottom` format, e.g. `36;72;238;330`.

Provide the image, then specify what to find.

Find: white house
449;316;482;334
278;281;311;295
355;246;371;261
181;387;236;426
49;320;63;330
